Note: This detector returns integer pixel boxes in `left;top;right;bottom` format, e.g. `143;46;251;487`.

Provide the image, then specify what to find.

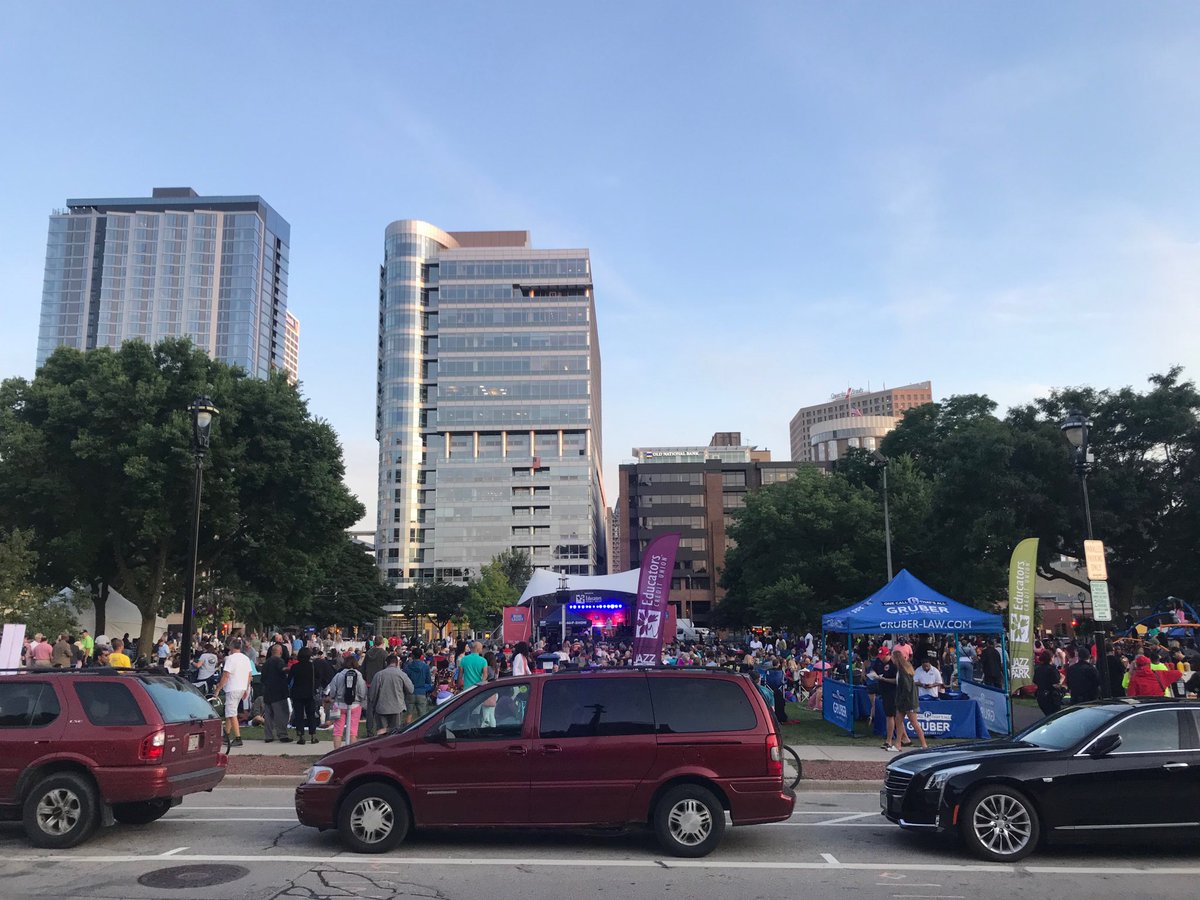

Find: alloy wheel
36;788;82;836
972;793;1032;857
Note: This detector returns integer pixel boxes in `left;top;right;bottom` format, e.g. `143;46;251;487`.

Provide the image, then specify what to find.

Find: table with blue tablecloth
868;695;990;740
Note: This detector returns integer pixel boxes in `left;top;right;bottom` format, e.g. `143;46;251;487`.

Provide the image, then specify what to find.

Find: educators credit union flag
632;533;680;666
1008;538;1038;691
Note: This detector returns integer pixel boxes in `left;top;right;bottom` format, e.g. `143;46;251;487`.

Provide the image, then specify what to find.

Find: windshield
1015;705;1123;750
397;697;447;734
141;676;218;723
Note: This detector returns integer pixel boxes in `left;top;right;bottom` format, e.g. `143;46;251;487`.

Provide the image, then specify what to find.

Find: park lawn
779;701;973;747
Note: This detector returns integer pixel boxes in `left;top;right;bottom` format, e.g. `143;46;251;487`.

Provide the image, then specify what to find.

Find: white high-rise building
37;187;294;380
376;221;606;588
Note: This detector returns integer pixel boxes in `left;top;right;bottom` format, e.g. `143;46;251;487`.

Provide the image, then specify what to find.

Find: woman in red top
1126;655;1183;697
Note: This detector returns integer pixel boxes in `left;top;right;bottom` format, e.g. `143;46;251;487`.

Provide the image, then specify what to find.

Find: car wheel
653;784;726;858
960;785;1040;862
113;798;172;825
337;782;410;853
22;772;99;849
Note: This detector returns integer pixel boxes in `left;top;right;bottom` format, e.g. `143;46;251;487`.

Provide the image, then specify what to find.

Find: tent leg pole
1002;630;1013;736
847;632;854;736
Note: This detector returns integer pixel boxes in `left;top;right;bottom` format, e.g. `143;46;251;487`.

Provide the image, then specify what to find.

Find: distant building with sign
789;381;933;462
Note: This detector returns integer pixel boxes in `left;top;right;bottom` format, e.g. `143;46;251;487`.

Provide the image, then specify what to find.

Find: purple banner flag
632;533;680;666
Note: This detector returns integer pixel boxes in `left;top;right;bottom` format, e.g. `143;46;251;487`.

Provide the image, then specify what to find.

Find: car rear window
0;683;60;728
539;677;654;738
75;681;146;726
140;676;218;724
648;677;757;733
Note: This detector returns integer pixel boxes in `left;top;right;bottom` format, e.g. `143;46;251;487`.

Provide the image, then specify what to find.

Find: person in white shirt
215;637;252;747
913;655;945;700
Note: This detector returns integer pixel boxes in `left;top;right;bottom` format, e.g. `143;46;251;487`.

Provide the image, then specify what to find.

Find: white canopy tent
63;587;169;641
517;568;640;605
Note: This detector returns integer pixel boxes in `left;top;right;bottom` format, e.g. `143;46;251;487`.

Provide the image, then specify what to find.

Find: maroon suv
296;668;794;856
0;669;227;848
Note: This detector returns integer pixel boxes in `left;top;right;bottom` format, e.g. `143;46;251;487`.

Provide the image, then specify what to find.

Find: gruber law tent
821;569;1003;635
820;569;1008;737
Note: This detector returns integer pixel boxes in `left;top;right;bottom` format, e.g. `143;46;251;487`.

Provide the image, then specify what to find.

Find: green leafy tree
718;468;885;628
492;548;533;595
307;537;394;629
465;560;519;633
0;528;86;638
0;339;363;653
406;581;468;638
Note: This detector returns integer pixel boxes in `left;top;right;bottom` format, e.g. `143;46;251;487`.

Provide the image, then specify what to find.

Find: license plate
188;734;201;752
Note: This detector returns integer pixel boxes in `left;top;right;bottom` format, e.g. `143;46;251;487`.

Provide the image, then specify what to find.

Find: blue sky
2;2;1198;529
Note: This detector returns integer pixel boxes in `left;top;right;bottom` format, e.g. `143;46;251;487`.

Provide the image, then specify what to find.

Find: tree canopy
718;370;1200;629
0;339;364;652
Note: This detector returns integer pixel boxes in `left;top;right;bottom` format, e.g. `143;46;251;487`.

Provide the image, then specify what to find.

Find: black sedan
881;698;1200;861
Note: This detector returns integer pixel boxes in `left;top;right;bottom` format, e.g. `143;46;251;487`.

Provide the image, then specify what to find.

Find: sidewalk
227;737;900;762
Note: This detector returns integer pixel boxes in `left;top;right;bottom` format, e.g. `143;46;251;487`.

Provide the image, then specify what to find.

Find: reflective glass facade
37;189;291;379
376;221;606;589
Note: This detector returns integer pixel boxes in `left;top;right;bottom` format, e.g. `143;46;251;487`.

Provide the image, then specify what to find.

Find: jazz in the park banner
1008;537;1038;691
632;533;680;666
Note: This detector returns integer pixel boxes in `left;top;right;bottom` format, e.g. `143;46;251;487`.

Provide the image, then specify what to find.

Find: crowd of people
23;624;1200;751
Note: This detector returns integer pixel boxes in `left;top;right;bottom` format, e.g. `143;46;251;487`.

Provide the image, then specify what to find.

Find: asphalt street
3;787;1199;899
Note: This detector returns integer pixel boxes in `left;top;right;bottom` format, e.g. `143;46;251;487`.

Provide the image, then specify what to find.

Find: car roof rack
548;665;743;675
0;666;179;678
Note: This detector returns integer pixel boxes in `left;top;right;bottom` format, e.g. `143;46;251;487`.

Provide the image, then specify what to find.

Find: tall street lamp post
180;396;219;674
1060;411;1095;540
871;450;894;581
1060;410;1108;696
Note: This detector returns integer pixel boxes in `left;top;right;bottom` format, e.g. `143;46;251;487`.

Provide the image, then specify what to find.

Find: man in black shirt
1066;647;1101;703
260;643;292;743
980;639;1004;689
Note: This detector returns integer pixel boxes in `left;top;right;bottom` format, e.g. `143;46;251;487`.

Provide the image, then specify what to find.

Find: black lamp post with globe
180;396;218;674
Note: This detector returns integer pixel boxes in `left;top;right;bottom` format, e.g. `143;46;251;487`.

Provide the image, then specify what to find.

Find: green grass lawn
779;701;973;747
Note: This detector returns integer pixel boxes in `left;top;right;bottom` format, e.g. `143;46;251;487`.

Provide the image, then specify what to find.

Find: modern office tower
376;221;605;589
788;381;933;462
616;434;817;625
283;310;300;383
37;187;292;379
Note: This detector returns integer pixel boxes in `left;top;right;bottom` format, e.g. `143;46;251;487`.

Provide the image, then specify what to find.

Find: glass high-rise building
37;187;293;379
377;220;606;588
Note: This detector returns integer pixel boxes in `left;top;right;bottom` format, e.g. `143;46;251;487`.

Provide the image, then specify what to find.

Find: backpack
342;670;359;705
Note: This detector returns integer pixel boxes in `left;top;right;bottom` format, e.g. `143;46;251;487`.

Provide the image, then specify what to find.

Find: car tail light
766;732;783;778
140;730;166;762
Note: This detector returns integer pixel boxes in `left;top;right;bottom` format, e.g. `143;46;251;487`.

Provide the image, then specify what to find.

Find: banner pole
1002;629;1013;736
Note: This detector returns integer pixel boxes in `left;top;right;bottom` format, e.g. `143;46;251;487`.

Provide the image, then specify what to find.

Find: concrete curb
217;774;881;793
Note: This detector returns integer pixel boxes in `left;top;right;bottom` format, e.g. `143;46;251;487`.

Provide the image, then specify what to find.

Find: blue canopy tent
820;569;1009;736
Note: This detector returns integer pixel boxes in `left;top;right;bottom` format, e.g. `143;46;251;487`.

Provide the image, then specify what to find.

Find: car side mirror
426;722;451;744
1088;733;1122;757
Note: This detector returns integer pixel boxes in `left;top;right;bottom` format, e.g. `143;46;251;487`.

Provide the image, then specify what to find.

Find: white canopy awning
518;568;640;605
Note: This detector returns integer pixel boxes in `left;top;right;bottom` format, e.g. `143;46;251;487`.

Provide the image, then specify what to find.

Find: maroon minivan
296;668;794;856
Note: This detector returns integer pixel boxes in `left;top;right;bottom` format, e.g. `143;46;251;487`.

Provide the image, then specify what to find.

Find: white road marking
815;812;878;825
162;817;297;823
821;853;840;864
2;852;1194;876
159;847;189;857
181;811;296;816
892;895;964;899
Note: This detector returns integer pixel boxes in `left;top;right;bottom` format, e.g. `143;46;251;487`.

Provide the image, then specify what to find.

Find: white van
676;618;710;642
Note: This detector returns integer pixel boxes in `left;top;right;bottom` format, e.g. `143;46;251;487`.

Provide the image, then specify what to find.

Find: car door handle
506;745;528;756
1163;762;1190;769
541;744;562;754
